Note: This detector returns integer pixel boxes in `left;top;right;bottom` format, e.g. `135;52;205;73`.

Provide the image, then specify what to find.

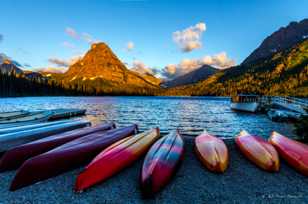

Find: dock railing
259;96;308;110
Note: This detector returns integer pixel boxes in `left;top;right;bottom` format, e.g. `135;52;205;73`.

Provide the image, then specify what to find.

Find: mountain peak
90;42;109;50
63;42;160;88
243;18;308;65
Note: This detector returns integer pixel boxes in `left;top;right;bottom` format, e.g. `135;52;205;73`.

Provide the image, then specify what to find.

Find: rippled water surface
0;96;295;138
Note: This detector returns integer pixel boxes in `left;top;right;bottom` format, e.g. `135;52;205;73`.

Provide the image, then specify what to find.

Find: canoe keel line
140;130;184;197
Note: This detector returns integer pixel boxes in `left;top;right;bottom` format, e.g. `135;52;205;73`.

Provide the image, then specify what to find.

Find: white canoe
0;120;91;152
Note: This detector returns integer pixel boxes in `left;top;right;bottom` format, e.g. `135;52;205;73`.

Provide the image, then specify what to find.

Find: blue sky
0;0;307;74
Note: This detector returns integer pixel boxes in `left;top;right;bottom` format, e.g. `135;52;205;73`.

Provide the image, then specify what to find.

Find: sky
0;0;307;77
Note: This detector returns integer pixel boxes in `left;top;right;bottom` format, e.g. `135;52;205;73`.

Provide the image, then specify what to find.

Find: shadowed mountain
0;59;23;74
243;19;308;65
162;65;218;88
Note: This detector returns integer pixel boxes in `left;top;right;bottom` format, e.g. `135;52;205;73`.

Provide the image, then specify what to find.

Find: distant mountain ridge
243;19;308;65
163;65;218;87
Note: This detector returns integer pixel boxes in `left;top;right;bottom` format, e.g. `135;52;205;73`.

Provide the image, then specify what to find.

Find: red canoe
195;130;229;173
10;125;138;191
75;128;160;192
0;122;116;172
141;130;184;197
235;130;279;172
269;131;308;176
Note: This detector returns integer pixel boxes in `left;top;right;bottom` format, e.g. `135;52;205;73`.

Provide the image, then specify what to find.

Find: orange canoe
75;128;160;192
235;130;279;172
195;130;228;173
269;131;308;176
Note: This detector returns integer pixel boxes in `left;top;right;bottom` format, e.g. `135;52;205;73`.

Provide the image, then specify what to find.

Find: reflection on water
0;96;295;138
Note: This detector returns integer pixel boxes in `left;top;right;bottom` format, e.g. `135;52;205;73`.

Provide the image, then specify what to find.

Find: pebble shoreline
0;138;307;204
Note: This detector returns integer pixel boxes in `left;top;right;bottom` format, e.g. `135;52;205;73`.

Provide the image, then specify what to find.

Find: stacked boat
0;108;86;128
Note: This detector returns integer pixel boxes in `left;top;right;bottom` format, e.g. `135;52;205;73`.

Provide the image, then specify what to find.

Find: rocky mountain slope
61;43;160;88
243;19;308;65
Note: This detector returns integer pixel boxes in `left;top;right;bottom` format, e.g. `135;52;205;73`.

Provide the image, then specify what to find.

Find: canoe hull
75;128;160;192
269;132;308;176
0;122;115;172
0;120;79;135
0;111;29;120
235;131;279;172
0;120;91;152
195;132;228;173
10;125;138;191
0;111;51;125
141;131;184;197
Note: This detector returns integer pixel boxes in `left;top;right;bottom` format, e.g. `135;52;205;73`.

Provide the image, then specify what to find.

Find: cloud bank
129;60;160;76
36;67;67;74
48;55;83;67
162;52;236;79
173;22;206;52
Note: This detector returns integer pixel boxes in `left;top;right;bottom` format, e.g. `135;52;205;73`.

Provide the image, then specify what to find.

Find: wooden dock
259;96;308;112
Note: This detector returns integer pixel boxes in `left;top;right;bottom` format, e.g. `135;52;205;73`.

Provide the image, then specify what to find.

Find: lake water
0;96;295;139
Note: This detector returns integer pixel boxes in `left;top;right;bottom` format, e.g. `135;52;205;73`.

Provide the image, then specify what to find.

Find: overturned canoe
141;130;184;197
0;120;76;135
49;109;86;120
0;120;90;152
195;130;228;173
75;128;160;192
235;130;279;172
0;111;29;120
269;131;308;176
0;122;116;172
10;125;138;191
0;111;51;125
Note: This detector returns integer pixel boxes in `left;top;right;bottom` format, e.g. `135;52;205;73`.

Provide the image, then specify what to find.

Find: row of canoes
0;109;86;127
195;130;308;177
0;122;307;197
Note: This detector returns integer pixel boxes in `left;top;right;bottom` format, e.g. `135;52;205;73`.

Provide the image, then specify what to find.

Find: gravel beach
0;137;307;204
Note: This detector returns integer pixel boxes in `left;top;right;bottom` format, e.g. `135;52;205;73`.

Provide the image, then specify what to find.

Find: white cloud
173;22;206;52
65;27;98;44
130;60;155;75
162;52;236;79
48;55;83;67
65;27;79;39
126;41;134;51
81;33;98;44
35;67;67;74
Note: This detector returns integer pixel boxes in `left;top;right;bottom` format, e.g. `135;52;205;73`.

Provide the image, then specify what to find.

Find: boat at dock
230;94;260;113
